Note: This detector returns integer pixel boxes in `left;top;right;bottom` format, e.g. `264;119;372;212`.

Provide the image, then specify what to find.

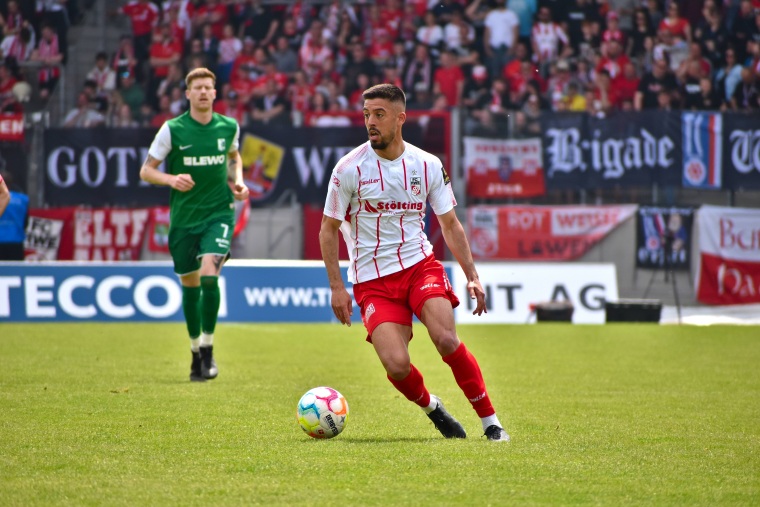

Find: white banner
696;206;760;305
24;216;64;260
451;263;618;324
697;206;760;261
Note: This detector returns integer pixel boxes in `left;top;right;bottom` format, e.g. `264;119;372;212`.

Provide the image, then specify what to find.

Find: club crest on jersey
218;138;226;151
410;176;421;196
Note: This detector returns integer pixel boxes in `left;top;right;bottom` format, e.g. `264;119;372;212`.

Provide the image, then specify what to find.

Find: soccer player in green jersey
140;67;249;382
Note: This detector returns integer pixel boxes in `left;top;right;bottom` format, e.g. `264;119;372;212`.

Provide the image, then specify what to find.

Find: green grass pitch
1;323;758;506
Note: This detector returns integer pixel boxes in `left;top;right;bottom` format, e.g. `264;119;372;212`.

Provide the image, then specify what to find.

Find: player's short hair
185;67;216;88
362;84;406;109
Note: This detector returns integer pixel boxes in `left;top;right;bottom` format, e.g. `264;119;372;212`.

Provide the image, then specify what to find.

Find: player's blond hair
185;67;216;88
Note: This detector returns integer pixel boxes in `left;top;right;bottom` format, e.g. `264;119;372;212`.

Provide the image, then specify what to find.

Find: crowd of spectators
0;0;81;112
8;0;760;131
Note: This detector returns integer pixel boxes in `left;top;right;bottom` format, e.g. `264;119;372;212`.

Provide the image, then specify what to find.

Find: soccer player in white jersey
319;84;509;442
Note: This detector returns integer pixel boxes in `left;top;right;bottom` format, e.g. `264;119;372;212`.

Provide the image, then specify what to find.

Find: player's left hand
232;180;249;201
467;279;487;316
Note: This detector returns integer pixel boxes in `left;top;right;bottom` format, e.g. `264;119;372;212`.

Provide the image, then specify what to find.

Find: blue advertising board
0;261;368;323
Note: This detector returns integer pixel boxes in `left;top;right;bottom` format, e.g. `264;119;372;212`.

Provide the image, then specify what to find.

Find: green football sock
200;276;220;334
182;285;201;340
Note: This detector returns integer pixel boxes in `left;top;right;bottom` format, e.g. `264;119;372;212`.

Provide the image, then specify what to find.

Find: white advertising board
451;263;619;324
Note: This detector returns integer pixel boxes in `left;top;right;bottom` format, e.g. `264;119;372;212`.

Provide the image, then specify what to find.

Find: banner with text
695;206;760;305
635;206;694;270
0;113;24;142
43;126;421;207
25;207;153;260
468;204;637;261
541;111;681;190
452;263;618;324
0;261;366;323
463;137;545;198
722;113;760;190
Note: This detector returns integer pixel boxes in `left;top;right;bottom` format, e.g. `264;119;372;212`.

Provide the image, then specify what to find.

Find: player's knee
432;330;460;357
382;355;411;380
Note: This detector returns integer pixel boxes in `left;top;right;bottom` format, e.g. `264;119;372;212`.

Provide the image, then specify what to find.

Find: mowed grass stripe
0;323;758;506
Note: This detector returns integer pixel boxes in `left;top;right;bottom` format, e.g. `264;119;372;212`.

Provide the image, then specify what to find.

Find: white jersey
324;141;456;284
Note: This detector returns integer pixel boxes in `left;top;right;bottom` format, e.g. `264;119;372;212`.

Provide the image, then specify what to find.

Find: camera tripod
643;233;682;324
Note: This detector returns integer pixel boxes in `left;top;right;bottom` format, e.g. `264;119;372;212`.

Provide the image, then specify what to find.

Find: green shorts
168;217;234;275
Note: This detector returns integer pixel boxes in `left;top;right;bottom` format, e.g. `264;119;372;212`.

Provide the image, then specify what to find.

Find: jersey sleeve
148;122;172;161
427;157;457;216
323;162;356;221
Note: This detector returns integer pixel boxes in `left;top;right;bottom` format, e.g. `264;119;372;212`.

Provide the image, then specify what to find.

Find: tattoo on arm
213;255;225;272
144;154;160;168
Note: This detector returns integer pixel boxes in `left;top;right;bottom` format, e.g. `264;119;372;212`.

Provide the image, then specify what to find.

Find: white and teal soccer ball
296;387;349;439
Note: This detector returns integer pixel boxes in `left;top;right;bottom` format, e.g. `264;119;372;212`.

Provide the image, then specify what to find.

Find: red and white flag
696;206;760;305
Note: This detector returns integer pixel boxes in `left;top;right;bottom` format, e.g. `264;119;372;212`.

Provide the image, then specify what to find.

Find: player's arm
320;215;353;326
0;174;10;217
227;149;249;200
139;154;194;191
438;209;487;316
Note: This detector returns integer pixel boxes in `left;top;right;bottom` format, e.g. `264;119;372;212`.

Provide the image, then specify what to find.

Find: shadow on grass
324;436;436;443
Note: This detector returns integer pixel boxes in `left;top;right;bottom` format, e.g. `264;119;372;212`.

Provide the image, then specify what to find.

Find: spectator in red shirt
288;69;314;116
615;61;640;107
502;41;532;86
659;2;691;44
253;60;290;98
217;23;242;85
380;0;403;38
214;89;248;126
119;0;159;63
29;24;62;101
596;39;630;82
231;37;258;80
676;42;712;83
368;28;394;67
149;25;182;85
164;3;187;46
299;26;332;82
602;11;626;54
230;64;257;105
195;0;228;40
433;50;465;107
509;60;543;102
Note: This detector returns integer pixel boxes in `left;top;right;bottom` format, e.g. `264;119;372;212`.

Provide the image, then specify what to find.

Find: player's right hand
171;173;195;192
331;288;353;327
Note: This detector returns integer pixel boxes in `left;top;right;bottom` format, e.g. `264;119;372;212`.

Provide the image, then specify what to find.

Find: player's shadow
324;436;437;443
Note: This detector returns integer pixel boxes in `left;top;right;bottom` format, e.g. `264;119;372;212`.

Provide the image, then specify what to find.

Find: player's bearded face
364;100;401;150
367;126;395;150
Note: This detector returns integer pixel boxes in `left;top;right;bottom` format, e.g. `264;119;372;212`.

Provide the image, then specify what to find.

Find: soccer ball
296;386;349;439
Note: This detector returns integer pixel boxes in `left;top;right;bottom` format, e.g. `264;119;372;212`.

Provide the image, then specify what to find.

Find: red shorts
352;255;460;342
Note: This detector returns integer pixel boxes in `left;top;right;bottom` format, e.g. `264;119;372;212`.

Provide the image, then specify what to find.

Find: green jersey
148;111;240;229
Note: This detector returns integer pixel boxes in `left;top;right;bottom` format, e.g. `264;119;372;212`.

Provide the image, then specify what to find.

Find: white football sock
200;332;214;347
422;395;439;414
190;337;200;352
481;414;502;432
